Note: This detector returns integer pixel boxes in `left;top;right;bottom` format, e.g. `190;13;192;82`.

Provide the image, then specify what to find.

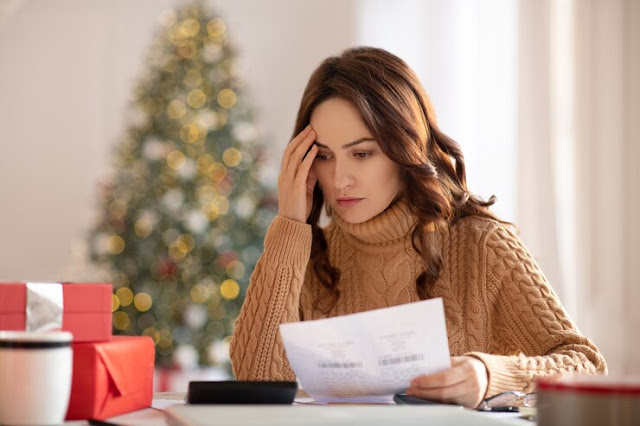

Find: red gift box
66;336;155;420
0;282;112;342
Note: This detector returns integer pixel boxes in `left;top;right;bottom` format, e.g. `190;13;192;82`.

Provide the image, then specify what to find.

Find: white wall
0;0;357;280
572;0;640;374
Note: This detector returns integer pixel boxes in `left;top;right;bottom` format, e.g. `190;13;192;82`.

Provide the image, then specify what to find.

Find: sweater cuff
465;352;528;398
262;215;312;266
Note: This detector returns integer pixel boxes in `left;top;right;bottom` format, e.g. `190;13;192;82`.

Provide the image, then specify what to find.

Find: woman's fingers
287;128;317;178
405;356;489;409
295;144;317;182
406;377;472;403
410;365;467;389
281;124;313;172
277;123;318;223
306;167;318;195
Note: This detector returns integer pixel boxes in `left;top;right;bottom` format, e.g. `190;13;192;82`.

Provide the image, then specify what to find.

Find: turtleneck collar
332;198;417;245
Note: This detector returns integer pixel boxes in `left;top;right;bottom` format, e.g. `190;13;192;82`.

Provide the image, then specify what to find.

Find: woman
229;46;606;408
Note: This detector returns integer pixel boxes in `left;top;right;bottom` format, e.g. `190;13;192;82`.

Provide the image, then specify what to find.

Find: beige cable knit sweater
230;200;606;397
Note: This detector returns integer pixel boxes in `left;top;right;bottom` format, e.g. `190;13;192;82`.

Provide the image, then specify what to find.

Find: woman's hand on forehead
277;125;319;223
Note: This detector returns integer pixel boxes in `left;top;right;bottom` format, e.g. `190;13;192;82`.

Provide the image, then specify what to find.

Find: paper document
279;298;451;403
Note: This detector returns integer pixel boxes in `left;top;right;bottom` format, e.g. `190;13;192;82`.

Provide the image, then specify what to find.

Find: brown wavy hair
293;47;501;313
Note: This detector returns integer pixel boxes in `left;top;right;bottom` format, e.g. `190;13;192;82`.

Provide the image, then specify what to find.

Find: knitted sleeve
466;224;607;398
229;215;312;380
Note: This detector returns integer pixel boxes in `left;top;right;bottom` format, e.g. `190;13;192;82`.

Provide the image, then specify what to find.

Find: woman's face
310;98;403;224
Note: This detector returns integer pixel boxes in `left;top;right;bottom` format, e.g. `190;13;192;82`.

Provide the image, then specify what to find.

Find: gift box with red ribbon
65;335;155;420
0;282;112;342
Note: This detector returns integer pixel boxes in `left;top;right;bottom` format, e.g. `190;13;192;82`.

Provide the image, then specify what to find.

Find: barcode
378;353;424;366
317;361;363;368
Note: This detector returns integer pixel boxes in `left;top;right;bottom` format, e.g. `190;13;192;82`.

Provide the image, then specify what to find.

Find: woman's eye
315;153;332;160
354;152;372;159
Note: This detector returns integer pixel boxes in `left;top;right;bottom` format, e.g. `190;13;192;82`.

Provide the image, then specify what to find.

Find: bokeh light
222;147;242;167
167;150;186;170
113;311;130;330
111;294;120;312
217;89;236;109
220;279;240;300
206;18;226;37
107;235;125;254
187;89;207;108
134;217;153;238
115;287;134;306
134;292;153;312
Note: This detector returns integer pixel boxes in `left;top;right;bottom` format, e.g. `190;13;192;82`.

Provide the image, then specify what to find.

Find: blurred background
0;0;637;385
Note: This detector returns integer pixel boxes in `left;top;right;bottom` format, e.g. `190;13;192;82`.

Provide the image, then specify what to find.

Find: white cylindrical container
0;331;73;425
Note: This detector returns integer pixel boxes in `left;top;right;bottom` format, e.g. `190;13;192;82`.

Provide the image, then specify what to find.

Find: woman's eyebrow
314;137;376;150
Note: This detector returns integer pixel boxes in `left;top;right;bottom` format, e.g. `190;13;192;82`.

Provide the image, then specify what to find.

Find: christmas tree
88;2;276;369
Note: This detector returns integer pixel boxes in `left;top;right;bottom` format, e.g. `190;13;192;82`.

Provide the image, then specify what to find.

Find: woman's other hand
278;124;318;223
406;356;489;409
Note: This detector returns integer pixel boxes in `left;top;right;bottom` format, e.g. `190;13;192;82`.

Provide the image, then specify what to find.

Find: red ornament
215;251;238;269
157;258;177;278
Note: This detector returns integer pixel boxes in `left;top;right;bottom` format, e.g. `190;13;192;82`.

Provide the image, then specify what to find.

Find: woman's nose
333;160;354;190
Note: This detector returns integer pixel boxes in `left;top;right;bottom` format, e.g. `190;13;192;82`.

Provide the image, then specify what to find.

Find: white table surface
64;392;534;426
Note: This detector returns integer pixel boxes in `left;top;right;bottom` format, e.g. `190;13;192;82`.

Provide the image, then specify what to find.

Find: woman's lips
337;198;364;207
